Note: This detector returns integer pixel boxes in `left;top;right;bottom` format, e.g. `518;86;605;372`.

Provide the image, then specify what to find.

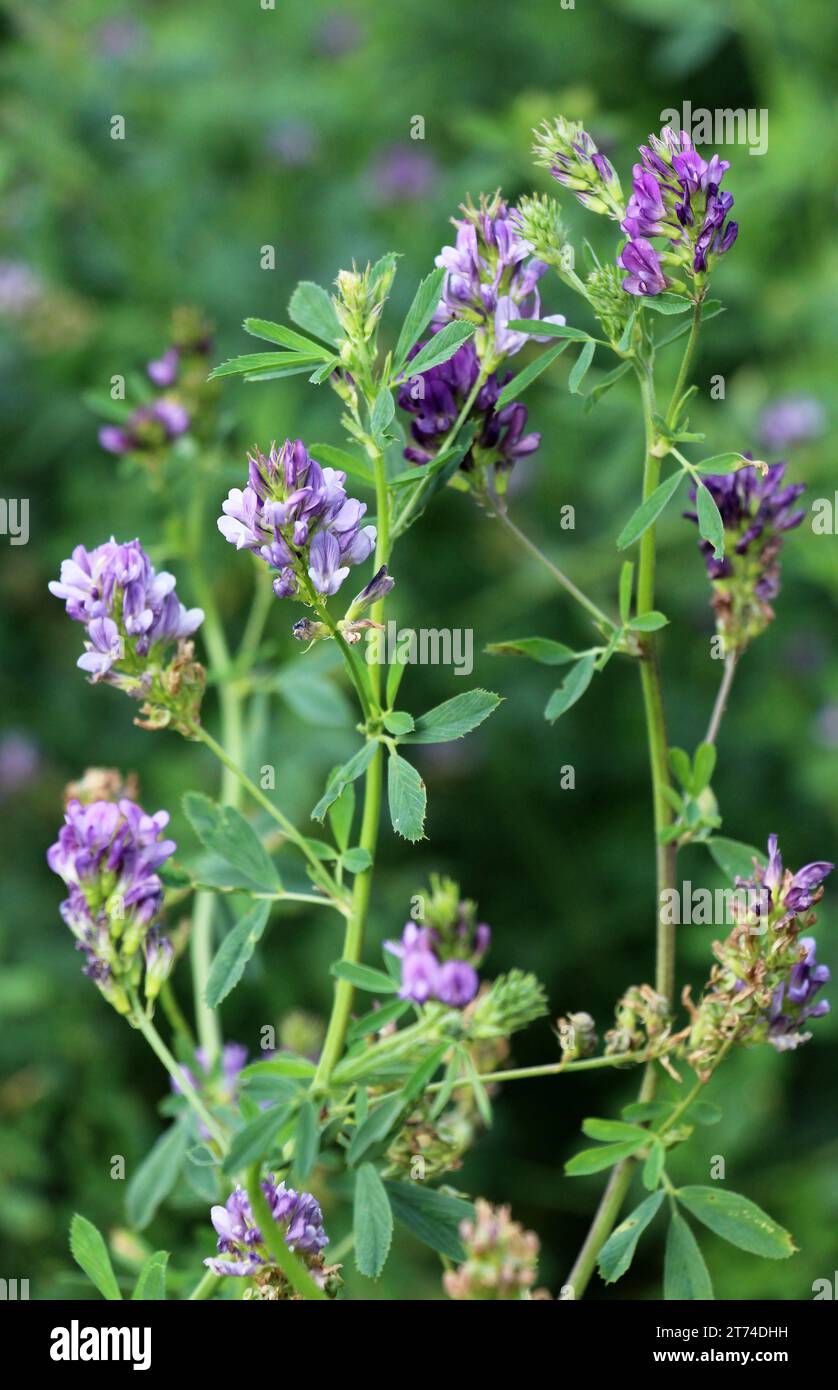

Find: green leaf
565;1138;647;1175
354;1164;393;1278
617;310;637;353
348;998;411;1041
628;611;669;632
707;837;766;882
694;451;760;475
616;471;684;550
330;960;399;993
70;1214;122;1301
242;318;330;357
240;1054;317;1081
183;793;279;891
384;1182;472;1261
393;268;445;371
402;321;475;376
544;655;596;723
597;1191;664;1283
222;1104;292;1176
655;301;724;350
642;1141;666;1191
618;562;634;626
386;651;408;708
291;1101;319;1185
496;340;569;409
126;1119;191;1230
676;1186;796;1259
311;741;378;821
383;710;415;736
664;1211;714;1299
387;752;426;841
309;442;374;487
582;1117;651;1143
288;280;342;345
205;900;271;1008
209;351;322;380
275;670;354;729
696;481;725;560
347;1094;405;1166
669;746;693;790
585;359;632;412
328;780;355;851
340;846;372;874
131;1251;169;1301
486;636;578;666
692;742;717;794
621;1100;670;1123
401;689;501;744
641;293;692;315
371;388;395;440
688;1100;723;1125
506;320;593;341
568;338;595;394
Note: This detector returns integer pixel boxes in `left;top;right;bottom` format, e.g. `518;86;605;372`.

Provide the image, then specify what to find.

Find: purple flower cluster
171;1042;250;1139
533;117;625;221
434;193;563;363
759;833;833;926
99;399;190;457
685;462;806;650
619;128;738;296
206;1176;329;1278
218;439;376;600
397;335;540;479
47;797;176;1015
49;538;204;683
759;394;825;453
766;937;831;1051
385;913;490;1008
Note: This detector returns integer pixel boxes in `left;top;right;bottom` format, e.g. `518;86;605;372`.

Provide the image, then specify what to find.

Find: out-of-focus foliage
1;0;836;1299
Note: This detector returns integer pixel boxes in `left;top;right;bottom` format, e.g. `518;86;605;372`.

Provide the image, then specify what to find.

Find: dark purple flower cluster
49;538;203;683
760;834;833;926
685;462;806;649
47;797;176;1016
434;193;563;364
205;1176;329;1278
397;335;540;480
766;937;830;1051
619;128;738;296
385;880;491;1008
218;439;376;600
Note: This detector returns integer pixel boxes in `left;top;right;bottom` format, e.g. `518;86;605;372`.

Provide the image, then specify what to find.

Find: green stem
312;741;383;1091
487;492;617;634
131;999;227;1149
193;725;344;901
665;295;704;428
565;355;680;1299
245;1164;327;1301
187;1270;222;1301
393;371;487;537
705;651;738;745
425;1052;650;1090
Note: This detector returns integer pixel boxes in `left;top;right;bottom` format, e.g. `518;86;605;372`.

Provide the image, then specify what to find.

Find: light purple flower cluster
99;399;190;457
759;394;825;454
685;462;806;650
766;937;830;1052
397;335;540;479
47;797;176;1015
433;193;563;364
171;1042;250;1139
619;128;738;296
206;1175;329;1278
49;538;204;683
385;901;491;1008
218;439;376;600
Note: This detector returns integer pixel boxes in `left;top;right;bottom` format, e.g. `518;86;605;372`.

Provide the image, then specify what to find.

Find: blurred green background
1;0;837;1300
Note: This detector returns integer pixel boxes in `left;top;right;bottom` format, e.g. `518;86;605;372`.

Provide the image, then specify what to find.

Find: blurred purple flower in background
369;145;438;205
0;731;40;798
758;394;825;453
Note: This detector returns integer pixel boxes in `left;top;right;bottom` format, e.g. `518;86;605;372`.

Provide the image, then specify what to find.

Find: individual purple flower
98;399;190;456
758;395;826;453
47;797;176;1016
218;439;376;601
147;347;180;387
432;193;563;366
619;127;738;295
684;461;806;650
767;938;831;1052
437;959;480;1007
618;238;668;297
205;1176;329;1283
397;335;540;486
